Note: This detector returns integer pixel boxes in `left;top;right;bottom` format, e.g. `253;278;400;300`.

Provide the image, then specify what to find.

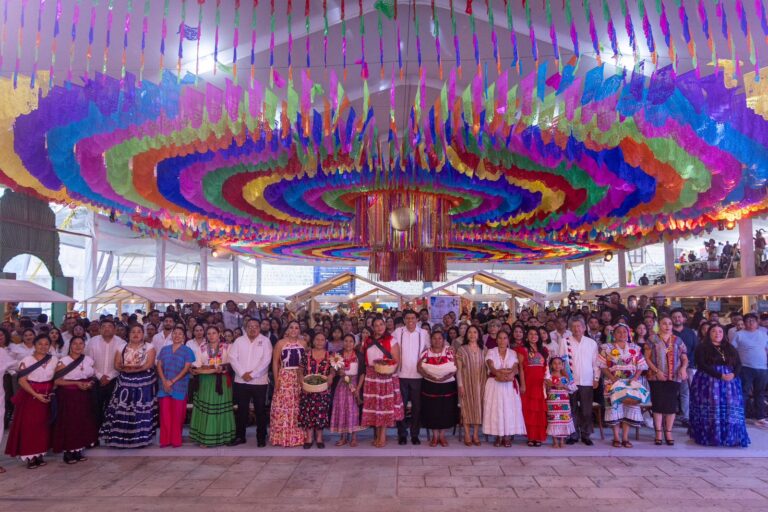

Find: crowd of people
0;291;765;471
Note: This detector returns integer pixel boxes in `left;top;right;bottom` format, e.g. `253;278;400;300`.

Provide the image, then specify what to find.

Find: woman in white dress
482;330;527;447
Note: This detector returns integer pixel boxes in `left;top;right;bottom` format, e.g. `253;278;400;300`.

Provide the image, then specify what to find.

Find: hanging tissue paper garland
2;57;768;265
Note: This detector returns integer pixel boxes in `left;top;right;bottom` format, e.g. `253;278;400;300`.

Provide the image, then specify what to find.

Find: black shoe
316;442;325;449
26;458;39;470
36;456;47;467
257;440;266;448
411;437;421;445
398;437;407;445
227;438;246;447
63;453;78;465
565;438;577;445
74;451;87;462
303;442;313;449
581;438;594;446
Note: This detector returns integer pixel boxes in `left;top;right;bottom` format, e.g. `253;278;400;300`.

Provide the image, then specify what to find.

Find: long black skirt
649;380;680;415
421;379;458;430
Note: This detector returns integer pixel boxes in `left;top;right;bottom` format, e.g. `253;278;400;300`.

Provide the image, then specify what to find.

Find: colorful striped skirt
361;367;404;428
330;375;363;434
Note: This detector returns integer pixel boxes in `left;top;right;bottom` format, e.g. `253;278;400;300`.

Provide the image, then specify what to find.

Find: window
628;249;645;265
546;282;562;293
588;282;603;290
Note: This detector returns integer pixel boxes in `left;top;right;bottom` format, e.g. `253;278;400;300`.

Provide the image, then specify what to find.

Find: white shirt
557;334;599;387
58;355;96;380
18;355;58;382
228;334;272;385
186;339;205;368
222;310;243;331
8;343;35;366
152;330;173;356
392;326;428;379
0;347;16;377
85;335;127;380
549;329;572;347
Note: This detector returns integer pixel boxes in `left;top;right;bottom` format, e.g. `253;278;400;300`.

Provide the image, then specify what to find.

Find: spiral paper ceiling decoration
0;1;767;276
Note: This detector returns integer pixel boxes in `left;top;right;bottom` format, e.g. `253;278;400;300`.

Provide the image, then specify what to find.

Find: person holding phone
4;334;58;469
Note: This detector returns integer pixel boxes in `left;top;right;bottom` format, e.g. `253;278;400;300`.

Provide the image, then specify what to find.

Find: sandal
493;437;502;447
429;438;439;447
439;438;449;447
349;439;358;447
621;440;633;448
503;438;512;448
664;431;674;446
335;438;348;447
0;466;5;474
654;429;663;446
612;439;622;448
472;439;481;446
534;441;542;447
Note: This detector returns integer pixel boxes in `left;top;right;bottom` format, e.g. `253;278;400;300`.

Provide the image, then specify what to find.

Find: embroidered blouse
646;334;687;382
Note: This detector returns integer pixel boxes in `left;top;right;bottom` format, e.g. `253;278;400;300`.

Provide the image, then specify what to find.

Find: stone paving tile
397;487;457;498
448;464;504;476
702;475;768;488
424;476;481;488
455;487;518;498
692;487;768;501
571;487;641;499
4;454;768;511
500;464;557;476
397;465;452;476
479;475;538;487
534;475;596;488
553;464;614;476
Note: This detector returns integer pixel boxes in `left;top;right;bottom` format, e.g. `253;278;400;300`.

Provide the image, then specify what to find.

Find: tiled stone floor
1;425;767;511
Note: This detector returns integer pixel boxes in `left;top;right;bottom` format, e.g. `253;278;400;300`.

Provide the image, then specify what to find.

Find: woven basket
374;362;397;375
302;376;328;393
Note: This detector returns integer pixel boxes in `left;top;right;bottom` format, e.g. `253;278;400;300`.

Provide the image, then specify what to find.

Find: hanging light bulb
604;251;614;262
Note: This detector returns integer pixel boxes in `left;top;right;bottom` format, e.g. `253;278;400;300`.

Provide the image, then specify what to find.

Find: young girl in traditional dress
330;334;365;446
545;356;575;448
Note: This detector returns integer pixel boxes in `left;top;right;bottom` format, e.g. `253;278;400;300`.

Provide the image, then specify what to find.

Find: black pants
233;383;268;442
569;385;594;440
96;378;118;427
397;378;422;439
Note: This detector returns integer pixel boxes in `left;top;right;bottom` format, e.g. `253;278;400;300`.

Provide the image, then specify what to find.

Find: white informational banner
429;296;460;325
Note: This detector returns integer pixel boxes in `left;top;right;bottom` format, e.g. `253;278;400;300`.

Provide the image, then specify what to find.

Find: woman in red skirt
5;334;58;469
361;318;404;448
514;327;549;447
52;336;99;464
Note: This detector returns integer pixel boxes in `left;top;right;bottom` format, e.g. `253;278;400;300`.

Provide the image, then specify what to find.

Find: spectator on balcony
688;250;697;262
756;230;766;262
638;274;650;286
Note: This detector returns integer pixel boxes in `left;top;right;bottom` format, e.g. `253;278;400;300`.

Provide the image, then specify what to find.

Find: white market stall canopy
567;275;768;302
0;279;75;303
423;271;544;301
315;293;404;304
286;272;406;305
460;293;516;303
84;285;286;305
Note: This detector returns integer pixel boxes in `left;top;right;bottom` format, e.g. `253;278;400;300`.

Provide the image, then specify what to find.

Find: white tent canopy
84;285;286;306
0;279;75;303
286;272;407;305
423;271;544;300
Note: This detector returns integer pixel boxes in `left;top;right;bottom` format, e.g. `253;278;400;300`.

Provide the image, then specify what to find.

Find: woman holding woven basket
361;318;404;448
297;331;336;449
